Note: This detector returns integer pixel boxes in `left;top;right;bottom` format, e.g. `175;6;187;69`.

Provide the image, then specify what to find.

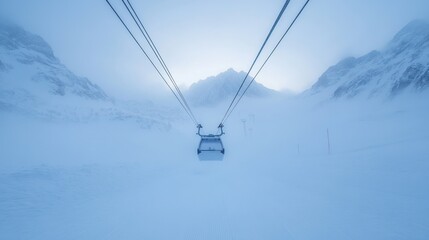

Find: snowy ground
1;95;429;240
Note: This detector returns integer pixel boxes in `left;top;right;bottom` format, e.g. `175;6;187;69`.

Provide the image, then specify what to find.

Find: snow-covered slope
308;20;429;99
1;21;429;240
186;68;276;106
0;21;109;105
0;22;175;129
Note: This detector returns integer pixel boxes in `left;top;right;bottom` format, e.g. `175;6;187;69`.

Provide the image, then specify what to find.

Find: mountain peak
225;68;237;73
0;22;109;107
386;19;429;52
0;21;56;60
396;19;429;36
214;68;246;79
309;19;429;99
187;68;276;106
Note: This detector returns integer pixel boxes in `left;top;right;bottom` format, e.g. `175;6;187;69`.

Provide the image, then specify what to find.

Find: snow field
1;95;428;239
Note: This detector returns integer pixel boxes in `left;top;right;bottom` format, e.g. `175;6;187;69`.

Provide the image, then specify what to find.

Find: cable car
196;124;225;161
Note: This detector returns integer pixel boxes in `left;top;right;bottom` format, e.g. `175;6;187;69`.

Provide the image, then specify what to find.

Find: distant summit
186;68;276;106
309;20;429;99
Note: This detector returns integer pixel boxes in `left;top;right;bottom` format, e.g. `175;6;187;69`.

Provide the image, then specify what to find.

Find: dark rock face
334;69;382;98
309;20;429;99
392;63;425;94
415;67;429;90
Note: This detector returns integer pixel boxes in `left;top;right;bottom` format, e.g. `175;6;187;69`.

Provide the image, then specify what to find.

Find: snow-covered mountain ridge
186;68;276;106
0;22;174;129
309;20;429;99
0;21;108;101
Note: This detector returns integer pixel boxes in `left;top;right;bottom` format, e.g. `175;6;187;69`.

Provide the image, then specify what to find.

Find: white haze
1;91;429;239
1;8;429;239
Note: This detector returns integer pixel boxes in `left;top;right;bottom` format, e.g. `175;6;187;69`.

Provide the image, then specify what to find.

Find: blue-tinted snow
1;20;429;240
1;93;429;240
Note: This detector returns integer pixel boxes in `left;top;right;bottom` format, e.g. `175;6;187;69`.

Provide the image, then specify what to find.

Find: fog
1;1;429;239
1;0;428;97
2;91;429;239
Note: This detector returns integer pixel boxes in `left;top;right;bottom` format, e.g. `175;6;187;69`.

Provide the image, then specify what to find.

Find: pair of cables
106;0;198;126
220;0;311;125
106;0;311;128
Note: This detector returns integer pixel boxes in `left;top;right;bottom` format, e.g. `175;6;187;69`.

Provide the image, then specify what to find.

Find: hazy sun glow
1;0;428;97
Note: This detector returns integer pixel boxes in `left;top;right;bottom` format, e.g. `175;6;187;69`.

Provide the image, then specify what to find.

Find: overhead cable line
219;0;291;125
106;0;198;125
121;0;198;124
223;0;311;124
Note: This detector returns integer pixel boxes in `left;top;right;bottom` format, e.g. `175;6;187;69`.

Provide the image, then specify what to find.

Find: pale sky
1;0;429;98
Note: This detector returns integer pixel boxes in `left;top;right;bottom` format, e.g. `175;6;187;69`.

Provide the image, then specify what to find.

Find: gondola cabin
197;134;225;161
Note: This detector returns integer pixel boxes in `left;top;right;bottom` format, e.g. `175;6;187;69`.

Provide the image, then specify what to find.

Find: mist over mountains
309;20;429;99
0;22;177;129
1;14;429;240
186;68;277;106
1;20;428;125
188;20;429;105
0;21;108;101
